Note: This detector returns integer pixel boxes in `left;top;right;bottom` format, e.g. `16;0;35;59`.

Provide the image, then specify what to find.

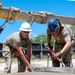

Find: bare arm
27;46;32;63
60;40;72;54
16;46;30;66
47;29;51;43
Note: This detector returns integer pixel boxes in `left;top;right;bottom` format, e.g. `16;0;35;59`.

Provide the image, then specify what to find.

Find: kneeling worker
2;22;32;73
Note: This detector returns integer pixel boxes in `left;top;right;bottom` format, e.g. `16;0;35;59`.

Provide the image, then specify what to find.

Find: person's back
3;32;31;48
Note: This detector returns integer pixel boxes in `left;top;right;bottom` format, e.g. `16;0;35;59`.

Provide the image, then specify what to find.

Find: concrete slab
0;59;75;74
0;72;75;75
33;67;75;74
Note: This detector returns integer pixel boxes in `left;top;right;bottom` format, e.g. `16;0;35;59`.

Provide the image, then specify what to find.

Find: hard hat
48;18;59;32
19;22;32;31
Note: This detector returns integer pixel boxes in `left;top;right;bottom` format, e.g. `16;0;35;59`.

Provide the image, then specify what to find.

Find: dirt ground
1;72;75;75
0;59;75;74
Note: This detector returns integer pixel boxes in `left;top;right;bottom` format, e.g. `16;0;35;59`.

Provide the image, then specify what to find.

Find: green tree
70;26;75;32
32;33;47;44
32;33;54;46
50;37;54;46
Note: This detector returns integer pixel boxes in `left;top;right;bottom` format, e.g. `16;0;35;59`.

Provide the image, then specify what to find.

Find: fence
0;42;53;58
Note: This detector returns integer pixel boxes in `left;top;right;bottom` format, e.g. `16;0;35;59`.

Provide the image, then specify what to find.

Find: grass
0;57;5;63
72;53;75;59
0;54;75;63
0;55;47;63
0;57;17;63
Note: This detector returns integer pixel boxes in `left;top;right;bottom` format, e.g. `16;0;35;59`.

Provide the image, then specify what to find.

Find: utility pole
40;43;43;58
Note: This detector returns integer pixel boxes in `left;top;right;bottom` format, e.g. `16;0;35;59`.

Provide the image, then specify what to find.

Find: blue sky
0;0;75;42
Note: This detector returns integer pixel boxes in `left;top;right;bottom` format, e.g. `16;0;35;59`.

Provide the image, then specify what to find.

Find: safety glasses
23;31;30;33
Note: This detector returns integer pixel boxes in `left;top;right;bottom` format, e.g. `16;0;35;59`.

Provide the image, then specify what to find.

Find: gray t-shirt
4;32;32;49
47;25;72;44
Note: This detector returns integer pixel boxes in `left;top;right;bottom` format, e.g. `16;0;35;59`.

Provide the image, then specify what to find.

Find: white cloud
30;32;38;38
67;0;75;1
33;35;38;38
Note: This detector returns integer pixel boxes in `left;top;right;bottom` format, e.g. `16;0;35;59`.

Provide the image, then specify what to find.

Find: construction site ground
0;58;75;75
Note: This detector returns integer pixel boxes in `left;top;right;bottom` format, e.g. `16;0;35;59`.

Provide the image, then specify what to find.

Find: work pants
51;44;73;67
2;44;26;73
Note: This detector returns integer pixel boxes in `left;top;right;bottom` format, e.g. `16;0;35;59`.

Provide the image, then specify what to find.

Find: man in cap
47;18;73;67
2;22;32;73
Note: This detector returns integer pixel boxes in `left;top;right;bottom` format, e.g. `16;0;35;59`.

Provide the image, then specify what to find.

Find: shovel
47;47;65;67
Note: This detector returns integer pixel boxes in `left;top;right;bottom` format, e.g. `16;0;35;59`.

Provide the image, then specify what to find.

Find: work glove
54;52;62;58
27;64;32;72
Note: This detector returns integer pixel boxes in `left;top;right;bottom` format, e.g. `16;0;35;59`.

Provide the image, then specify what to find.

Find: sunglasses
23;31;30;33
